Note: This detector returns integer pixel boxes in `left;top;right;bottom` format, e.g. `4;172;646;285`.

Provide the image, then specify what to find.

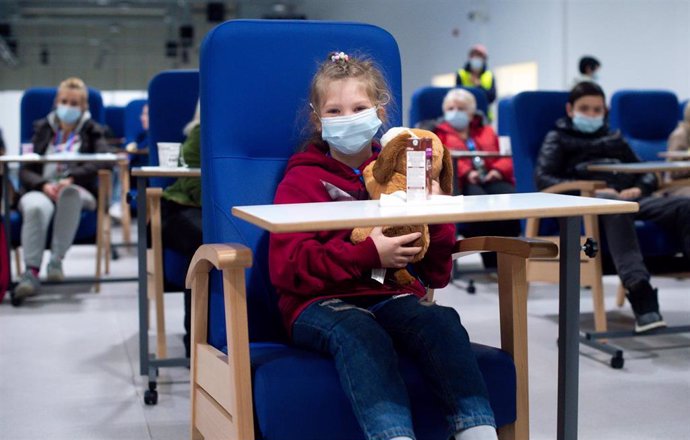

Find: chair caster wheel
144;389;158;405
10;294;23;307
466;280;476;294
610;354;624;369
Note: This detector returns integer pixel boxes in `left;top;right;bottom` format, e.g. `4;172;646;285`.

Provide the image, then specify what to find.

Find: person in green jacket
160;103;201;357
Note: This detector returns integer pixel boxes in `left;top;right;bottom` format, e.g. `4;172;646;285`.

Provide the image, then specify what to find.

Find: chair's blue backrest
124;99;148;144
201;19;402;346
680;99;688;121
509;91;569;193
104;105;125;139
608;90;679;161
147;70;199;187
409;86;488;128
20;87;105;144
497;96;514;136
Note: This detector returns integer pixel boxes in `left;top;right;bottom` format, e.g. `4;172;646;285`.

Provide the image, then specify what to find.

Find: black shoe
625;279;667;333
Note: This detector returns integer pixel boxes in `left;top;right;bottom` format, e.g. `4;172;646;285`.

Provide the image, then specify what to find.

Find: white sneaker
109;203;123;222
47;259;64;282
14;270;41;300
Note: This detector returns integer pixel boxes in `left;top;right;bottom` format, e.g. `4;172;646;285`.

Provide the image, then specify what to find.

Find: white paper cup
157;142;182;168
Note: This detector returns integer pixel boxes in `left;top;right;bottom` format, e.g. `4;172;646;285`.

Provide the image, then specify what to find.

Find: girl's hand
619;187;641;200
430;179;447;196
370;227;422;269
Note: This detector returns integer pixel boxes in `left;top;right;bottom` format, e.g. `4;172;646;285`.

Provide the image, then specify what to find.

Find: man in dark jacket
535;81;690;333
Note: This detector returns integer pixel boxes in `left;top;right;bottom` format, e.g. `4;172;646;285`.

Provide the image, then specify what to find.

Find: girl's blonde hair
303;52;393;148
57;77;88;108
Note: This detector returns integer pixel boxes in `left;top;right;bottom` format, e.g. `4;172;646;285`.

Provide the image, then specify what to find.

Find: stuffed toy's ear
372;135;409;184
439;146;454;195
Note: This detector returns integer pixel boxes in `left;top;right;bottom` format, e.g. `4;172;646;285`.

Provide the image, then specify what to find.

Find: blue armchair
13;87;111;292
409;85;489;128
145;70;199;359
608;90;679;161
104;105;125;147
184;19;557;440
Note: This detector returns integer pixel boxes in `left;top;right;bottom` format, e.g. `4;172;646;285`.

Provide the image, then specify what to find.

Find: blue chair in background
145;70;198;359
608;90;679;161
409;85;489;128
184;19;556;440
497;96;514;137
124;99;148;145
680;99;688;121
104;105;125;147
13;87;112;290
20;87;105;143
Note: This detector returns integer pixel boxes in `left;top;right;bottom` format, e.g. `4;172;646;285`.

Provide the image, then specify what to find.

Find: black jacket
535;117;658;197
20;111;112;197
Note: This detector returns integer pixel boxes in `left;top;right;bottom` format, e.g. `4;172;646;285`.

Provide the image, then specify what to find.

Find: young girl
268;52;498;440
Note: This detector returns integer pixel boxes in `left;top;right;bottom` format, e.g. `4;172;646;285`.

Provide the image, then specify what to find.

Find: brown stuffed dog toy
351;127;454;285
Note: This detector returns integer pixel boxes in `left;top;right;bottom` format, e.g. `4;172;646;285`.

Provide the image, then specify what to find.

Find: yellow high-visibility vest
458;69;494;91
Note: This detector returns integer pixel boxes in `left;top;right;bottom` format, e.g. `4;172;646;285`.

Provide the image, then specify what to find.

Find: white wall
299;0;690;123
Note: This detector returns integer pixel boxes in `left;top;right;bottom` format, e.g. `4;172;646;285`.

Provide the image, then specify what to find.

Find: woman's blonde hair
183;100;201;136
57;77;88;108
442;88;476;114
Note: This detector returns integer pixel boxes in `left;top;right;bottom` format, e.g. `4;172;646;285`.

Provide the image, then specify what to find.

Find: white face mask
320;107;382;155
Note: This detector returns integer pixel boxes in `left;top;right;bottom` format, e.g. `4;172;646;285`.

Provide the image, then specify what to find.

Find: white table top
449;150;511;159
232;192;638;233
658;150;690;160
0;153;121;163
587;161;690;173
131;166;201;178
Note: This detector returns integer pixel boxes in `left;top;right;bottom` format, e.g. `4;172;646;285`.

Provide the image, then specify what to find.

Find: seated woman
14;77;111;301
428;88;520;268
159;103;201;357
664;102;690;197
535;81;690;333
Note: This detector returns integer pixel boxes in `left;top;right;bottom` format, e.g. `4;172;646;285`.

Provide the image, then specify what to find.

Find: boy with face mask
535;81;690;333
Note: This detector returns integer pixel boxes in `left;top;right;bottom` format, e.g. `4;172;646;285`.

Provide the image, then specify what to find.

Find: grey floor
0;224;688;440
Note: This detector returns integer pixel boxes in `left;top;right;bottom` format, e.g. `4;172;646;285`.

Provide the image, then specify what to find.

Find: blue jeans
292;294;496;440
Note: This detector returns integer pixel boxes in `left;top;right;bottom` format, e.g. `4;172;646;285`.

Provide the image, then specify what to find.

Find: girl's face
56;88;87;111
567;95;605;118
319;78;375;118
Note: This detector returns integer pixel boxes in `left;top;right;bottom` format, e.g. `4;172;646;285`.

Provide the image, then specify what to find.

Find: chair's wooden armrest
660;177;690;188
542;180;606;195
453;236;558;260
146;187;163;199
186;243;253;288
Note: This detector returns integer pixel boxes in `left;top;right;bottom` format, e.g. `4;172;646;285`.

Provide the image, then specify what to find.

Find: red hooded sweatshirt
434;117;515;191
269;141;457;335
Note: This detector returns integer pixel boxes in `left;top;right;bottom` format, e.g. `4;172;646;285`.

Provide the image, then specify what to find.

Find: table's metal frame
133;169;194;397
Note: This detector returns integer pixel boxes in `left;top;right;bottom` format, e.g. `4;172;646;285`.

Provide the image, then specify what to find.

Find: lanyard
54;130;77;153
466;138;477;152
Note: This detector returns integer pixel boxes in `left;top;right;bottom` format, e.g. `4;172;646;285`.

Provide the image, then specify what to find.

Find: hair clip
331;52;349;63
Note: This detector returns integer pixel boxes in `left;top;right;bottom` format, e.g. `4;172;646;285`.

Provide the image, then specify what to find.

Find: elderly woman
430;88;521;268
13;77;111;302
664;102;690;197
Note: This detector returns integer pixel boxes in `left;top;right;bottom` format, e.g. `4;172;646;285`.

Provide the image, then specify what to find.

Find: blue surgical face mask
320;106;382;155
56;104;82;124
469;57;484;71
444;110;470;131
572;112;604;133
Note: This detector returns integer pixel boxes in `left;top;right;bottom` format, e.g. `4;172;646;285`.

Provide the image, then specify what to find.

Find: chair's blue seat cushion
163;248;191;291
250;342;516;440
